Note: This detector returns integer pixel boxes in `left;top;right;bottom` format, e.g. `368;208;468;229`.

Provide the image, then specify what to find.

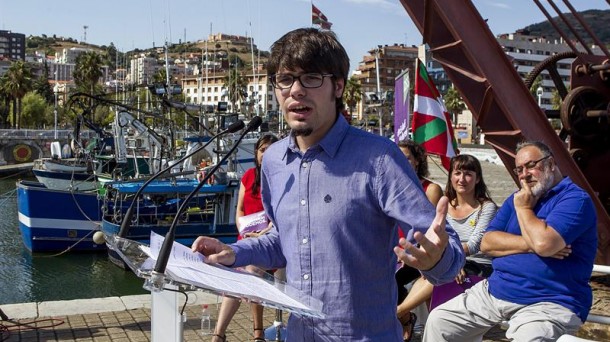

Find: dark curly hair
397;140;430;178
267;28;349;116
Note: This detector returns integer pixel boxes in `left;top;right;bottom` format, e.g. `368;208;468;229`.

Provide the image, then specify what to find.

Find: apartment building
497;30;606;109
56;47;92;64
130;55;162;86
181;72;278;116
354;44;419;120
0;30;26;61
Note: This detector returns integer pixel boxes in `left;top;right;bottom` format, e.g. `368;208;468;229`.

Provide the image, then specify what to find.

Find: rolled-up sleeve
375;144;464;285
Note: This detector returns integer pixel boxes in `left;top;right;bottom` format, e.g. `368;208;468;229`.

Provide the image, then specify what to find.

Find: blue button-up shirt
232;115;463;341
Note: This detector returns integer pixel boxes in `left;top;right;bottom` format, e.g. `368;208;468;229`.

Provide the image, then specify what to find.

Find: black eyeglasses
270;73;334;89
512;155;551;176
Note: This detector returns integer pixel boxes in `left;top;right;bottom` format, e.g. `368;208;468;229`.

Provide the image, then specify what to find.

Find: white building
181;72;278;115
56;47;91;64
129;55;161;86
497;30;605;109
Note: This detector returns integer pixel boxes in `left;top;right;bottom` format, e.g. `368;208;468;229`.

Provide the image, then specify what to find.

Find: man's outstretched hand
394;196;449;271
191;236;236;266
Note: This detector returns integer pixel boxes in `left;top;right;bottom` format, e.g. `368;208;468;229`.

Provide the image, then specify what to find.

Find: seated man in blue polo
423;140;597;341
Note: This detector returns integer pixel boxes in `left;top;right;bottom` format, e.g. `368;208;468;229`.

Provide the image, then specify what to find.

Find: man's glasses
270;73;334;89
512;155;551;176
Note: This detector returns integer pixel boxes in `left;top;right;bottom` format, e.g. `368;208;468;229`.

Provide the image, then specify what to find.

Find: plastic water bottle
200;304;212;335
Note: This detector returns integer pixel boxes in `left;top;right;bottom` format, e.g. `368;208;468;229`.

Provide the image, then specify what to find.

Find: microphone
149;116;263;289
162;98;187;110
245;116;263;132
116;119;245;238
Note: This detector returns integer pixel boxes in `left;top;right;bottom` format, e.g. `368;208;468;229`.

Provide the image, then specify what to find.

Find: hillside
523;9;610;46
25;35;266;72
26;35;104;56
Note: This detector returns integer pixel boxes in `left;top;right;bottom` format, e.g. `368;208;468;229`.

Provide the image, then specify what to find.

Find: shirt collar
283;115;349;159
542;176;570;199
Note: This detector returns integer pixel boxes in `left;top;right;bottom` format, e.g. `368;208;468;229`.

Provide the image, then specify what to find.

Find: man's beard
530;166;555;197
292;128;313;137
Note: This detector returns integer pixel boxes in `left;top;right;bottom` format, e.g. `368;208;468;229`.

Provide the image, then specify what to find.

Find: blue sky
0;0;608;71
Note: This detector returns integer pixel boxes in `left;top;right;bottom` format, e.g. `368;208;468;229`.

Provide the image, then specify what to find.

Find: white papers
141;232;321;316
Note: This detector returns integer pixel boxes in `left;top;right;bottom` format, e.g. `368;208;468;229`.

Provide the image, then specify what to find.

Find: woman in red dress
212;134;278;342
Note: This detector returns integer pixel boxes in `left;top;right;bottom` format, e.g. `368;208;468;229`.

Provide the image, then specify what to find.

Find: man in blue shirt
192;28;464;341
424;141;597;341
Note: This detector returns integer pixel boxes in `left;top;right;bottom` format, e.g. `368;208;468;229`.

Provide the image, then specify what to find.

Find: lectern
106;233;324;342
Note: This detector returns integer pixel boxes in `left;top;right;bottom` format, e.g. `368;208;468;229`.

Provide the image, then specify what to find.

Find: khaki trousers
423;279;583;342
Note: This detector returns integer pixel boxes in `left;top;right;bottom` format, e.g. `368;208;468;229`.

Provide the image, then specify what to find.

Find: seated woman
396;154;497;341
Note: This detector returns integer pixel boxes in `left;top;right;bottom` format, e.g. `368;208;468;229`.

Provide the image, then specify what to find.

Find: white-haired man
424;141;597;341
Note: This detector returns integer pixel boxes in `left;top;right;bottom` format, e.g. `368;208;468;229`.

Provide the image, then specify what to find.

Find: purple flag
394;69;410;143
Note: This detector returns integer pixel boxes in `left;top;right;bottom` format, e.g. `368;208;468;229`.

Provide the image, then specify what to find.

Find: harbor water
0;175;147;305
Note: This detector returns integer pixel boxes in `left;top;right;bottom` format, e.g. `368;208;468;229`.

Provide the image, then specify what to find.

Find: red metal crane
399;0;610;264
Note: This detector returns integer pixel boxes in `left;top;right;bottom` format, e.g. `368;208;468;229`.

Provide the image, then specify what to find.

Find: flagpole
311;0;314;27
411;58;418;137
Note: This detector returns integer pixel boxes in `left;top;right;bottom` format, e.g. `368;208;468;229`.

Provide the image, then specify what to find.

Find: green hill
523;9;610;46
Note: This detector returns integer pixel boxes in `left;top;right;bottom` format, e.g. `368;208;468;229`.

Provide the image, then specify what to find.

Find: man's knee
507;306;582;342
507;320;573;342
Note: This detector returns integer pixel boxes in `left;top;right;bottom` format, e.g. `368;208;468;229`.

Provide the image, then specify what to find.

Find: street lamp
53;84;58;140
375;46;383;137
536;86;543;108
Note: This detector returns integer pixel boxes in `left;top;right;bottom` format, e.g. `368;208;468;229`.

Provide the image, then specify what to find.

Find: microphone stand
116;120;245;239
149;116;262;290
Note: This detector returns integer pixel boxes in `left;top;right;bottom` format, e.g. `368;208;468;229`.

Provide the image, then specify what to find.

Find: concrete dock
0;162;33;177
0;292;282;342
2;288;608;341
0;291;512;342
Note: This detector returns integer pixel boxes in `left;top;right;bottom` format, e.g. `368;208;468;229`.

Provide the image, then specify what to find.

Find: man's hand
549;245;572;259
514;179;538;210
394;196;449;271
455;268;467;284
191;236;236;266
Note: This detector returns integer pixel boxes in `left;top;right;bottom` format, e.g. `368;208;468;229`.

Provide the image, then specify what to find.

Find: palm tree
223;69;248;115
343;76;362;121
444;85;466;128
0;76;11;128
3;61;33;129
33;62;54;104
529;75;543;98
153;68;168;84
73;51;103;95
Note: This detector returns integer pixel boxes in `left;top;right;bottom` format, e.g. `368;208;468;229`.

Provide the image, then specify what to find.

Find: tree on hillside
223;69;248;115
33;62;54;104
101;42;126;70
153;68;168;84
444;85;466;128
21;92;52;128
73;51;104;95
3;61;33;129
343;76;362;121
227;54;245;69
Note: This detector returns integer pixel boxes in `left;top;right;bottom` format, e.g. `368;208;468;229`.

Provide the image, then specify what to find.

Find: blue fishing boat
16;180;104;252
101;176;240;267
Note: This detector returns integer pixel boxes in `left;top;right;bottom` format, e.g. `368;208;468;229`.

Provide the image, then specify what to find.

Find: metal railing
0;129;97;139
